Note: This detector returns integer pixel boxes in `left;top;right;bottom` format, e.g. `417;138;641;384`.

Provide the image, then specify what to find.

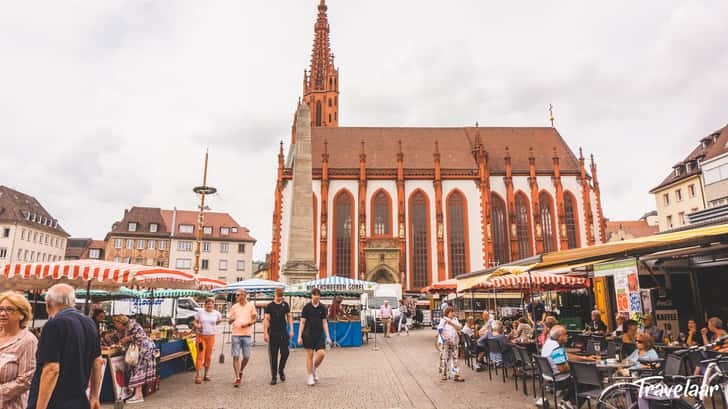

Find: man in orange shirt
228;289;257;387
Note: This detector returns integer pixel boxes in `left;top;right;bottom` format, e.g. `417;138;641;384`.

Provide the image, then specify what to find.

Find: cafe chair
463;336;476;369
585;338;606;357
514;345;539;398
535;356;572;409
621;342;637;357
487;339;509;383
606;341;617;359
570;361;605;409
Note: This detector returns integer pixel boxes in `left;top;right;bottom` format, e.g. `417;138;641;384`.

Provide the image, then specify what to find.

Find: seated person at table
625;333;659;372
462;316;476;338
621;319;639;356
513;317;534;343
701;317;728;351
538;316;557;347
486;321;515;368
507;320;519;341
642;314;663;341
686;319;703;346
541;325;596;407
108;315;158;404
611;313;626;337
584;310;607;334
475;312;495;365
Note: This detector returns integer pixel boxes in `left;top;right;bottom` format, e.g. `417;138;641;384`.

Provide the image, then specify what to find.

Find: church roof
310;126;581;174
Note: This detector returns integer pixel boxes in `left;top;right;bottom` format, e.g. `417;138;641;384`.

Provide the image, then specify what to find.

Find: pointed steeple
302;0;340;128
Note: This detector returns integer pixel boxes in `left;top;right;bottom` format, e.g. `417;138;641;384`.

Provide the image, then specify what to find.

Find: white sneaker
534;398;544;407
307;374;315;386
313;368;319;382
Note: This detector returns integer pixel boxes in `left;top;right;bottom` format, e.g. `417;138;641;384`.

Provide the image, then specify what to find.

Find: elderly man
642;315;663;341
585;310;607;334
474;311;495;369
379;300;393;338
486;320;515;368
27;284;104;409
611;313;626;337
540;325;597;408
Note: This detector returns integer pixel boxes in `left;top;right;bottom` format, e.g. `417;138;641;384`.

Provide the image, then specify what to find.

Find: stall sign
656;309;680;340
595;258;642;320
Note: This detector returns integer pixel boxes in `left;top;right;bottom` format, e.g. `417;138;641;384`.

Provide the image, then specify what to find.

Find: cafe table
595;358;634;382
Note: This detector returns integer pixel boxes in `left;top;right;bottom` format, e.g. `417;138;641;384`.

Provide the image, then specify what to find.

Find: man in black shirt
297;287;331;386
27;283;104;409
264;287;293;385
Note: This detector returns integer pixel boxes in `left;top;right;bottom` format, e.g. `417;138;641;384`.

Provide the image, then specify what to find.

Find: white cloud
1;0;727;260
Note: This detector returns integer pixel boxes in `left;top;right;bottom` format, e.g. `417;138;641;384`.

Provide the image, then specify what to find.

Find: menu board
594;258;643;321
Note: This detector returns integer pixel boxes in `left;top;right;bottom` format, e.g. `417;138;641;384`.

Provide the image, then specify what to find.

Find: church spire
302;0;340;128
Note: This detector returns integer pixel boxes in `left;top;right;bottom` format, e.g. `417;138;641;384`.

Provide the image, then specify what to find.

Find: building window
137;240;145;250
334;190;354;278
88;249;101;259
688;184;696;198
221;227;230;236
203;226;212;235
232;227;238;233
175;259;192;269
33;232;37;242
202;242;210;252
128;222;137;232
123;257;131;264
564;192;579;249
158;240;167;250
134;257;143;264
2;228;9;238
148;240;155;249
371;190;391;236
666;215;673;229
446;191;468;277
675;189;683;202
539;192;556;253
678;212;685;226
220;242;229;253
23;250;28;261
179;224;194;234
177;241;193;251
0;248;7;258
113;256;121;263
126;239;134;249
114;239;122;249
157;259;166;267
315;100;322;126
21;229;26;240
237;260;245;271
201;259;209;270
491;193;509;266
149;223;159;233
515;193;532;259
238;243;246;253
219;260;228;270
409;190;430;288
663;193;670;206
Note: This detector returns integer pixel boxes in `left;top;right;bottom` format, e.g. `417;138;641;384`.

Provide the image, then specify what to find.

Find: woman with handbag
109;315;158;404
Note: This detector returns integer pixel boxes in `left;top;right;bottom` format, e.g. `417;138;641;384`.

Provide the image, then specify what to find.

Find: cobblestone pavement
106;328;537;409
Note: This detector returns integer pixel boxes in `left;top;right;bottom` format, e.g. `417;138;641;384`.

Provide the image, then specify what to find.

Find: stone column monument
282;102;319;283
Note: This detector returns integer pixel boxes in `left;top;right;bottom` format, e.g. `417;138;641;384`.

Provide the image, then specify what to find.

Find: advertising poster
594;258;643;318
108;355;133;401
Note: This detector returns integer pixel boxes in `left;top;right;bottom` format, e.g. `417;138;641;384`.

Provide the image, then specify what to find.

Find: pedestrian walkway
106;329;534;409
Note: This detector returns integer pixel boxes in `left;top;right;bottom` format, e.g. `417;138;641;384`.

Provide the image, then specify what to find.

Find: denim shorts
231;336;252;358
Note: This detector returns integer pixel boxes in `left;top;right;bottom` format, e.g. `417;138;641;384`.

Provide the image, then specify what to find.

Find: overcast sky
2;1;727;260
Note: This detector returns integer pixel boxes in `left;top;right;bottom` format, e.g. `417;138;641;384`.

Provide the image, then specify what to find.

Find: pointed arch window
446;191;469;277
564;192;579;249
539;192;556;253
491;194;509;266
371;190;391;236
409;191;430;288
333;191;354;277
315;100;322;126
515;193;532;259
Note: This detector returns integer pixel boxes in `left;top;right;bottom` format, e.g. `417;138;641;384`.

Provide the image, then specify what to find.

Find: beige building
104;207;172;267
0;185;69;265
649;125;728;231
164;209;256;283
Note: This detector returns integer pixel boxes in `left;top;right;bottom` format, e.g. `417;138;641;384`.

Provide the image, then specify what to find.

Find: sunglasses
0;307;19;313
636;340;644;343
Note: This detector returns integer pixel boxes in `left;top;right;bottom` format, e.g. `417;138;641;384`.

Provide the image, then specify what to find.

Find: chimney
171;207;177;236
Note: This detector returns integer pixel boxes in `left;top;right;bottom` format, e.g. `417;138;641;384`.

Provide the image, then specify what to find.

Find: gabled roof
160;209;256;242
650;124;728;193
308;126;581;174
0;185;69;237
606;221;659;241
106;207;170;239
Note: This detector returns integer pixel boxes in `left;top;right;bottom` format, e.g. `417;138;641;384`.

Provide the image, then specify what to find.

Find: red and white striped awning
198;277;226;290
0;260;197;291
484;271;587;290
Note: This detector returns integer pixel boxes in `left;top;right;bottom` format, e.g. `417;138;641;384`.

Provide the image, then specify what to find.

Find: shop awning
421;278;457;294
535;223;728;270
1;260;136;291
486;271;587;290
197;277;227;290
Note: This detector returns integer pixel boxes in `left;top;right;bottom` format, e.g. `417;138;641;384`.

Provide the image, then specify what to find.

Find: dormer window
179;224;194;234
220;227;230;236
203;226;212;235
149;223;158;233
231;227;238;233
128;222;137;232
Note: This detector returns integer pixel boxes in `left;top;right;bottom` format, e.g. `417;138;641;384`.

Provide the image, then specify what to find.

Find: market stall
287;276;377;348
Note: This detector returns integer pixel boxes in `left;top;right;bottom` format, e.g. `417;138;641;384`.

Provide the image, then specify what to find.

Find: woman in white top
192;298;222;384
437;307;464;382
